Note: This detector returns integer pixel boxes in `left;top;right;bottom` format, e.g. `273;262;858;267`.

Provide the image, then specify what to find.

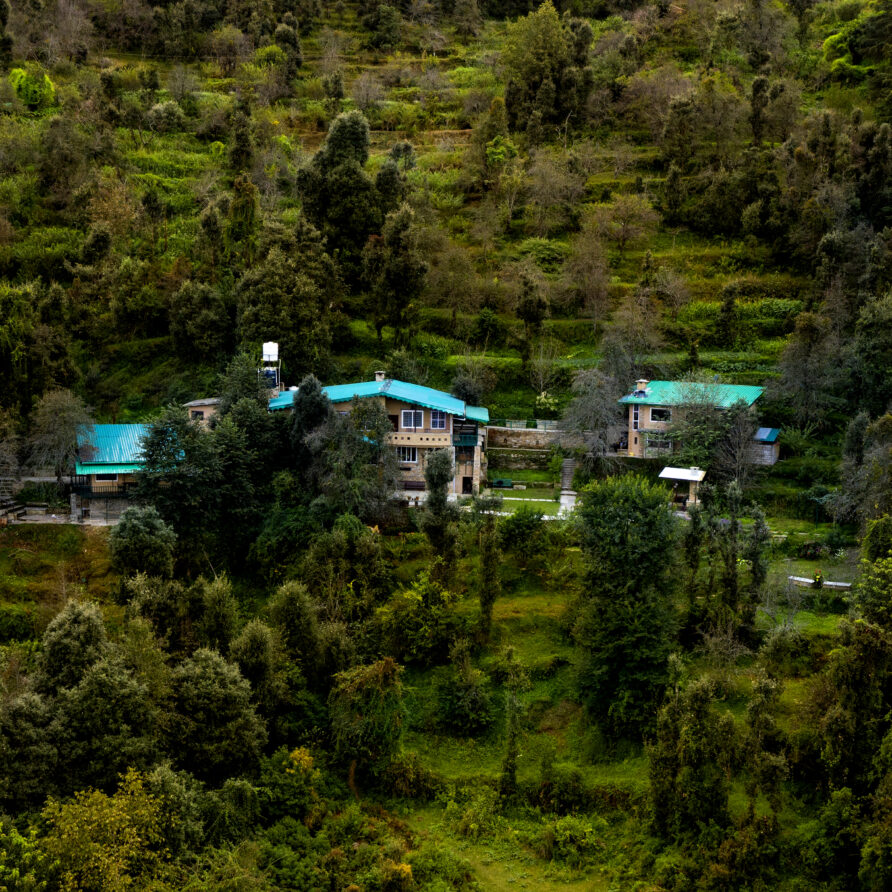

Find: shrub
407;843;477;889
109;506;177;578
375;573;463;665
147;101;187;133
380;752;442;800
0;604;37;643
761;625;808;676
433;662;495;737
259;747;322;824
254;44;286;68
517;237;570;273
9;67;55;109
863;515;892;562
499;505;545;555
531;814;607;867
444;786;506;839
531;762;593;814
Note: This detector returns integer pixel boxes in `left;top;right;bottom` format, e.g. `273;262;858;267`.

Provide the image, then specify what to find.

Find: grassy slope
0;508;856;888
22;6;816;422
1;0;872;884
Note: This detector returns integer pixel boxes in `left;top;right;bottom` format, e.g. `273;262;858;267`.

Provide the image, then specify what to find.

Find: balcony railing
71;477;139;498
398;426;450;434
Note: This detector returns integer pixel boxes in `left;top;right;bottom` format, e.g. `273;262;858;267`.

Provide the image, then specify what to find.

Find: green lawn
498;498;560;516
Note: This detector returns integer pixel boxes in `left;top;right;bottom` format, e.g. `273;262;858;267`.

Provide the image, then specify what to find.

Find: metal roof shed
75;424;149;475
659;467;707;483
659;466;707;508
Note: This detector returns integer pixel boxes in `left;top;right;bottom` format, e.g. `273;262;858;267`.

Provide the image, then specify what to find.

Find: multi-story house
618;379;764;459
271;372;489;495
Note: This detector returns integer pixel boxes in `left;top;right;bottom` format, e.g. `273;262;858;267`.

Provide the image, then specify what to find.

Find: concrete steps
560;458;576;492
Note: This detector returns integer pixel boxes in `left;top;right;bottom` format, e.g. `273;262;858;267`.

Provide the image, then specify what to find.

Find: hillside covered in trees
4;0;892;888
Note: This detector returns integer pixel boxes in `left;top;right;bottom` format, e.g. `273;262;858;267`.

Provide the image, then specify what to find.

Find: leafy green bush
407;843;478;890
760;625;809;676
259;747;322;824
0;821;50;889
530;762;596;814
0;227;83;280
499;505;545;561
375;573;463;665
254;44;286;68
517;237;570;273
444;786;506;839
380;751;443;800
258;817;326;890
433;662;495;737
9;67;55;109
0;604;37;643
531;814;607;867
14;482;67;510
414;333;455;360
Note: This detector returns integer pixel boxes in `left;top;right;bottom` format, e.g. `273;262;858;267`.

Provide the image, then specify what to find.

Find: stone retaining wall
487;426;562;450
487;447;550;470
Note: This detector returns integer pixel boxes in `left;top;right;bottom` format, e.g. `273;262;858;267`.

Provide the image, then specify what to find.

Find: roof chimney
635;378;649;396
375;370;386;383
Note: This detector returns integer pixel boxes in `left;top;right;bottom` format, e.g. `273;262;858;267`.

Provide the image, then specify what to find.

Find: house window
401;409;423;429
397;446;418;463
431;410;447;430
650;407;671;423
95;473;118;481
632;405;639;430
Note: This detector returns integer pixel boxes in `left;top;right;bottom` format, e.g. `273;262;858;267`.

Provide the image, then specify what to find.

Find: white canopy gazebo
658;466;706;507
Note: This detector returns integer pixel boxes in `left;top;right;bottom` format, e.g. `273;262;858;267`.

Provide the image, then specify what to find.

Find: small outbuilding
659;466;707;509
183;398;220;427
751;427;781;466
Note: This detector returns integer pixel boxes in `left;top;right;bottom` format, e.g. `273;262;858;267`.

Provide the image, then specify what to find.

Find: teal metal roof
754;427;780;443
75;462;144;475
75;424;148;474
269;379;490;423
619;380;763;409
268;390;298;411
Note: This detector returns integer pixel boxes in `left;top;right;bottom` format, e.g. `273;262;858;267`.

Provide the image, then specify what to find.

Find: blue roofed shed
751;427;781;466
75;424;149;475
754;427;780;443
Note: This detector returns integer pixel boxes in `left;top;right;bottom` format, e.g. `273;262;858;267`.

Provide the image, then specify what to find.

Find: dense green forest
5;0;892;887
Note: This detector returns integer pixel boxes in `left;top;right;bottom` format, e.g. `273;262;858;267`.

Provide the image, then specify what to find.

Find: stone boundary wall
487;448;550;470
487;426;562;450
